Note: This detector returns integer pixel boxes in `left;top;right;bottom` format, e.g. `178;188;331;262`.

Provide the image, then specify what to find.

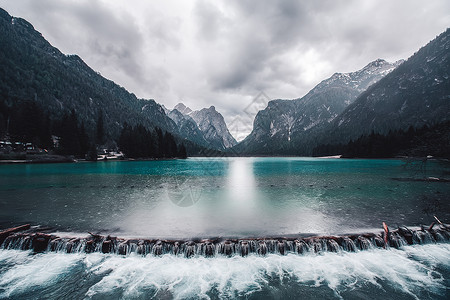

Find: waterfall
1;225;449;258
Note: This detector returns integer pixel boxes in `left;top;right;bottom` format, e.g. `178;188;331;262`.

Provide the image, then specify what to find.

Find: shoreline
0;156;185;164
1;155;446;165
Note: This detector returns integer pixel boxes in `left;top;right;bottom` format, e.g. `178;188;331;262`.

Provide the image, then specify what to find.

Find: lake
0;157;449;299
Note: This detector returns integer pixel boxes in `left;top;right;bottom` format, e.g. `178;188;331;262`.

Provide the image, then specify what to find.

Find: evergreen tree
178;144;187;158
96;111;105;145
78;122;90;157
58;110;81;156
117;123;187;159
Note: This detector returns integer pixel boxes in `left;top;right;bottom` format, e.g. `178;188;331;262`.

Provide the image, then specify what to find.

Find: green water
0;157;449;238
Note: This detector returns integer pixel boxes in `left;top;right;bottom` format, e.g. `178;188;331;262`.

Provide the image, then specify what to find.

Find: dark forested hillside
0;8;177;144
118;124;187;159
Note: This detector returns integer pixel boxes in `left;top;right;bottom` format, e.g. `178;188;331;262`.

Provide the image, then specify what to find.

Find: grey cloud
1;0;450;140
23;0;147;87
4;0;178;97
195;1;350;92
194;0;228;41
145;14;182;52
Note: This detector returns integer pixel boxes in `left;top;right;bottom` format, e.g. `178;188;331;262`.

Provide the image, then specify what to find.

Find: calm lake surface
1;157;449;237
1;157;449;299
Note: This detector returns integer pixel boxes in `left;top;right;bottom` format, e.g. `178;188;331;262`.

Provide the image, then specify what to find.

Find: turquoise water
0;157;449;299
0;157;448;238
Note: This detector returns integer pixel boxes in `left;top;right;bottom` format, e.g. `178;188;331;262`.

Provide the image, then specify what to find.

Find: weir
0;223;449;258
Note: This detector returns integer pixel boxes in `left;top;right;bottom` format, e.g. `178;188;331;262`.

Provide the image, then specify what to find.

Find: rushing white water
0;244;448;299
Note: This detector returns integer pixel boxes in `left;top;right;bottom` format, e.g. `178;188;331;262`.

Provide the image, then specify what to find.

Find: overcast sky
1;0;449;140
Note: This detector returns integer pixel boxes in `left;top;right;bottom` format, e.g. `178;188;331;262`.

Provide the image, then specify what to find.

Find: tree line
312;121;450;158
0;100;187;159
118;123;186;159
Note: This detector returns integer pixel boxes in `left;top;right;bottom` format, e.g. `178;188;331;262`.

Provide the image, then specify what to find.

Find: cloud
1;0;450;140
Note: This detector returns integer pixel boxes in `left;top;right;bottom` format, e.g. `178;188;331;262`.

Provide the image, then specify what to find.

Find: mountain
189;106;237;150
167;108;208;148
0;7;226;157
0;8;182;144
167;103;237;150
173;103;193;115
320;28;450;145
234;59;402;155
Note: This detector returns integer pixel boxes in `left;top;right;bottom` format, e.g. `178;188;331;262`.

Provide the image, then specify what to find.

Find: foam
0;250;82;298
0;244;448;299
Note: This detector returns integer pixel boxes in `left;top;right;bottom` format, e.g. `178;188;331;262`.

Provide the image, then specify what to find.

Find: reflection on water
226;158;258;219
0;158;449;238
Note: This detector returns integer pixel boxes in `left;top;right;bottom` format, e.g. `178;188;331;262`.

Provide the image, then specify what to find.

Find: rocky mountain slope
321;28;450;145
167;103;237;150
235;59;402;155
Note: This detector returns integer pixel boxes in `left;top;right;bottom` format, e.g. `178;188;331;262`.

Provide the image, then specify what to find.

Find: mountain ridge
233;58;403;155
0;8;178;140
320;28;450;146
167;103;237;150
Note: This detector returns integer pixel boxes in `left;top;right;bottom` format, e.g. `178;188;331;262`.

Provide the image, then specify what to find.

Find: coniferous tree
117;124;188;159
178;144;187;158
58;110;81;156
96;111;105;145
79;122;90;157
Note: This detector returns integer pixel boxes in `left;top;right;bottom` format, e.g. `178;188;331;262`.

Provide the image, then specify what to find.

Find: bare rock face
167;103;237;150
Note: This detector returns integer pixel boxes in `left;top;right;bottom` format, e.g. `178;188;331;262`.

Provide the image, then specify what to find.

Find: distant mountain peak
173;103;192;115
364;58;388;67
167;102;237;150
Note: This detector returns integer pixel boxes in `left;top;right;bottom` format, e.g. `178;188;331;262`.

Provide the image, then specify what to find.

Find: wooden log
434;216;449;229
382;222;389;246
102;240;112;253
240;241;249;257
0;224;31;235
153;241;163;256
118;242;128;255
0;224;31;245
205;241;215;257
85;240;95;253
397;227;413;245
32;233;51;252
277;241;285;255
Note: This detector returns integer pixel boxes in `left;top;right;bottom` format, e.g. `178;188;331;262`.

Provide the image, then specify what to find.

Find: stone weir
0;222;449;258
